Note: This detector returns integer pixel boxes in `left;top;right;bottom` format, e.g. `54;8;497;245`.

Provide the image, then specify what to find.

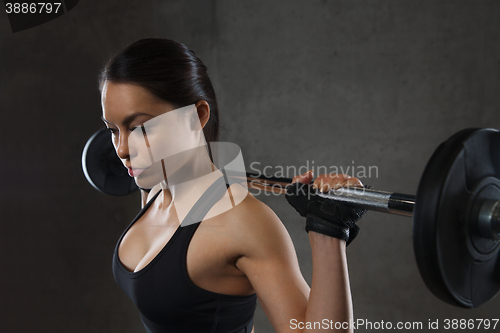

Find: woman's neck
154;144;222;222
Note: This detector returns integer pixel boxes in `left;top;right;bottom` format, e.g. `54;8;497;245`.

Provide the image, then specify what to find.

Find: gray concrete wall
1;1;499;332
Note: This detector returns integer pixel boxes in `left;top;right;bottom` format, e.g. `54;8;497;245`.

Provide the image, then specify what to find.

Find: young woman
99;38;363;333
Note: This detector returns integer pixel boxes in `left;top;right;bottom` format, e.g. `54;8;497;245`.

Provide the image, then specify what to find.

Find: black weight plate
414;128;500;308
82;128;138;196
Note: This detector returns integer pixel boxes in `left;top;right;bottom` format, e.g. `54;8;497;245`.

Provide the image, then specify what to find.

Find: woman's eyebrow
101;112;153;126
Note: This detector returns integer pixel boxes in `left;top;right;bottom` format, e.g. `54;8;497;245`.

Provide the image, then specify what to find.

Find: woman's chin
135;171;165;189
136;180;164;190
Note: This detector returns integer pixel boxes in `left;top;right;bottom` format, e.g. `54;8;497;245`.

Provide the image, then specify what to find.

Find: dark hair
99;38;219;142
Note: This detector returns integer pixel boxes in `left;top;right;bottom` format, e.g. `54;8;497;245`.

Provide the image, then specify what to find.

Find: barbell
82;127;500;309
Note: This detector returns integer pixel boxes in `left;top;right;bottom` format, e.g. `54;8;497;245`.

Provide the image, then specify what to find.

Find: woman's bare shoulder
214;185;296;258
224;185;281;226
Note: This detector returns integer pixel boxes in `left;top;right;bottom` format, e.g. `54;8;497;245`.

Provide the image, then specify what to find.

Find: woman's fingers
345;176;364;188
292;170;314;184
313;173;344;192
292;171;363;191
312;173;363;192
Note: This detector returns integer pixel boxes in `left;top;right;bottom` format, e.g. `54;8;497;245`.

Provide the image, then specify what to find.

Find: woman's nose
115;131;130;160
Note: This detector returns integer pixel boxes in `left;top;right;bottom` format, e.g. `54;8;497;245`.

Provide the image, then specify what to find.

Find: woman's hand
287;170;366;246
292;170;363;190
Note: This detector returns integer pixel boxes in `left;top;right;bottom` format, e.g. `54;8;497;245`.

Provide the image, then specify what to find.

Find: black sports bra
112;177;257;333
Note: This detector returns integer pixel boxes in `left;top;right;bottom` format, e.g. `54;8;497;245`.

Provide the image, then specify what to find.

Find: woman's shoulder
207;184;293;256
223;184;281;226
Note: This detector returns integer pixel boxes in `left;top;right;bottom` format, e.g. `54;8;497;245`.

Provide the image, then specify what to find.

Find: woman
99;38;363;333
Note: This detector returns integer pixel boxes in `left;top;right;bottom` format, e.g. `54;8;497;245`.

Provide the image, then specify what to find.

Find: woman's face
101;81;206;188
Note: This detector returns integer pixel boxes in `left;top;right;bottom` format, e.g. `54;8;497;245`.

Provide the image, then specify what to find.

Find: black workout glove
286;182;366;246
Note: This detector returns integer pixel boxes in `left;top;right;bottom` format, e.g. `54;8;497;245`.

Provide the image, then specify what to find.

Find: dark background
1;1;500;332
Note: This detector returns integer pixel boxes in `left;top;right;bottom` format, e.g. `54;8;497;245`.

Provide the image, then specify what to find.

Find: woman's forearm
304;232;353;333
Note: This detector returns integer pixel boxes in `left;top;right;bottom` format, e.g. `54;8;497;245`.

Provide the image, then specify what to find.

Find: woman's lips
128;167;145;177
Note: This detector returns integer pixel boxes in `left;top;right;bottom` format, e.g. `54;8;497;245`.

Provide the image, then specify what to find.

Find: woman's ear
195;100;210;129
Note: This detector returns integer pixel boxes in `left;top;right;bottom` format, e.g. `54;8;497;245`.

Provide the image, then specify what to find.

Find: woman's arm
234;172;358;333
306;232;352;332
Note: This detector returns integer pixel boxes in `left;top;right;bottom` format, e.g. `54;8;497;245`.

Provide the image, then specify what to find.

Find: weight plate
82;128;138;196
413;128;500;308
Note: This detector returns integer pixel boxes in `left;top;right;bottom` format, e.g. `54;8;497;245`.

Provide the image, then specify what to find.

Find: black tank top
112;178;257;333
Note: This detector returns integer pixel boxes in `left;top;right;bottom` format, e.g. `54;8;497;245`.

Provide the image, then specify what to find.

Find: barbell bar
245;173;416;217
82;127;500;309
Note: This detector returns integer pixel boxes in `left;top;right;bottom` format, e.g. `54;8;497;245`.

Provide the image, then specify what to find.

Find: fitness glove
286;182;366;245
